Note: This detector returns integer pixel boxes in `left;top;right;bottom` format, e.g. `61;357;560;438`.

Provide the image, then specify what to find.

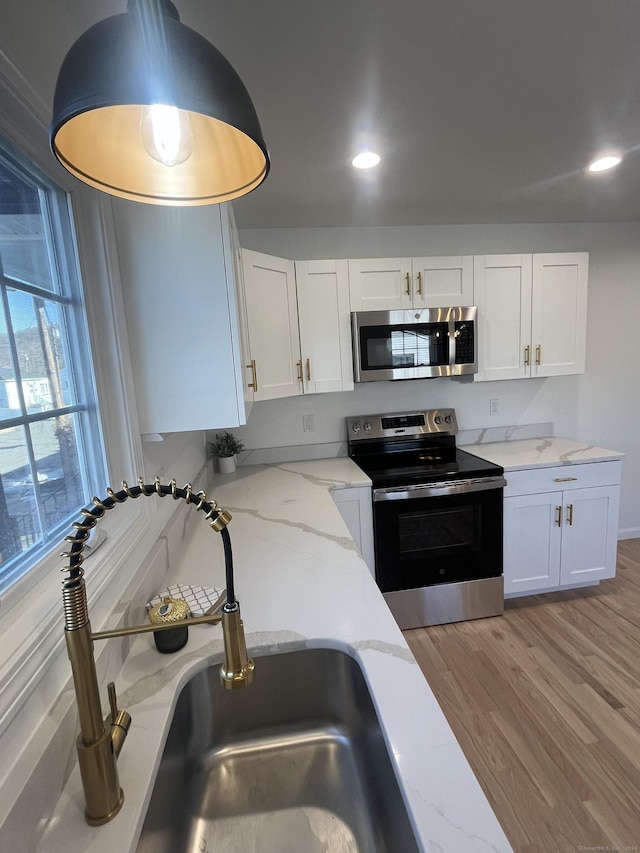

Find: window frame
0;81;151;758
0;139;108;594
0;180;153;751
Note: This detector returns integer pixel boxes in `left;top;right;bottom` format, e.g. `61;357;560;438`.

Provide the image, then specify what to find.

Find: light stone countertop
460;436;624;471
38;458;512;853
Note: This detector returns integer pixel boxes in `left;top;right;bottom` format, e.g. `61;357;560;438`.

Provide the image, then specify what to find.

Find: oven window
373;489;503;592
398;506;477;554
361;323;448;369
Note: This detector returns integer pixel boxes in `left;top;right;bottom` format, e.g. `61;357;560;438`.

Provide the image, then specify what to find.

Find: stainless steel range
347;408;506;629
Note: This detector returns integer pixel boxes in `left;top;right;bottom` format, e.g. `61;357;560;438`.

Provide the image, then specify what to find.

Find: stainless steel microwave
351;306;477;382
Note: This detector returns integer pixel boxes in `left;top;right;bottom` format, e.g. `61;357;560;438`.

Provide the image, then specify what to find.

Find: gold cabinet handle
306;358;311;381
524;345;530;367
555;505;562;527
405;272;411;296
567;503;574;526
297;360;303;383
246;359;258;391
536;344;541;366
416;271;422;295
554;476;577;483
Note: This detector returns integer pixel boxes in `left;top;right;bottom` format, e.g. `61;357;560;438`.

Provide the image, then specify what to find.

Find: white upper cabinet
112;201;247;434
348;258;412;311
295;260;354;393
240;249;301;401
412;256;474;308
473;252;588;381
349;256;473;311
473;254;533;381
239;252;355;400
531;253;588;377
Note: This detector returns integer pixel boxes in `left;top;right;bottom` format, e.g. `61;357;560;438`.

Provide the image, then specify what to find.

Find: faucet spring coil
60;478;234;603
62;577;89;631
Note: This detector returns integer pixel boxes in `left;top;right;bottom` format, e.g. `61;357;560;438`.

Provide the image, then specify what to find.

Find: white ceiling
6;0;640;229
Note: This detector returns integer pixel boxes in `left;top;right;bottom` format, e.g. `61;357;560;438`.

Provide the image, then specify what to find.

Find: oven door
372;478;504;593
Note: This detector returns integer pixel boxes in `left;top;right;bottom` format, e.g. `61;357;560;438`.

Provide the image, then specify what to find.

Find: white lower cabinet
332;486;375;577
503;462;621;596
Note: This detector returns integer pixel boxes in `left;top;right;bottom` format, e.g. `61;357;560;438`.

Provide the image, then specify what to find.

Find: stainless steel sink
136;647;421;853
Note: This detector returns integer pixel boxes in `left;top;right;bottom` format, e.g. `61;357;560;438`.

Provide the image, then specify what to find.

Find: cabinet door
560;485;619;585
531;253;588;377
348;258;412;311
473;255;532;381
412;256;473;308
113;201;246;433
241;250;301;401
226;211;254;413
295;260;354;393
332;486;375;577
503;492;561;595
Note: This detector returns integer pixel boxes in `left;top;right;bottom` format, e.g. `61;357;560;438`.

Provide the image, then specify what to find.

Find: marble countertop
38;458;512;853
461;436;624;471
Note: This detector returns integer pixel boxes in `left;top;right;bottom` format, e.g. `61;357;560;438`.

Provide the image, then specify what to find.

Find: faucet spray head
220;602;254;690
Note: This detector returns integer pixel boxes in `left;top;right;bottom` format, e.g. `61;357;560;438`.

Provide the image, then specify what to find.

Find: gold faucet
60;477;254;826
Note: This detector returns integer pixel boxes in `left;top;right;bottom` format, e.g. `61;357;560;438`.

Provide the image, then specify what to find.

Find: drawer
504;460;621;497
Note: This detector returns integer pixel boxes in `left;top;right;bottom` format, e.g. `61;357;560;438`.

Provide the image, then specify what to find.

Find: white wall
235;222;640;537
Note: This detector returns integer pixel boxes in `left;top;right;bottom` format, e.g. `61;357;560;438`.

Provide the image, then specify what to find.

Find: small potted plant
209;431;245;474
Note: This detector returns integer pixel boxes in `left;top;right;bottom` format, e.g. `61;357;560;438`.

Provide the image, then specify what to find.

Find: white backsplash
237;423;553;466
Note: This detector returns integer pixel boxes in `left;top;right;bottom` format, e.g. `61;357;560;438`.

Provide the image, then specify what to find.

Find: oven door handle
373;476;506;502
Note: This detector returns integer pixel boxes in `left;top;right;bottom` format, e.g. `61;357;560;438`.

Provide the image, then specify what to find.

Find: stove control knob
351;422;361;433
363;421;372;432
445;414;452;424
434;415;442;425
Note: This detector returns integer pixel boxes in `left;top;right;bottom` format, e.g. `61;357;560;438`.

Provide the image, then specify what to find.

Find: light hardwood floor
404;538;640;853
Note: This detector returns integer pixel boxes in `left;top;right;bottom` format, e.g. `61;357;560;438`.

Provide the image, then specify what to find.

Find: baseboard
618;528;640;540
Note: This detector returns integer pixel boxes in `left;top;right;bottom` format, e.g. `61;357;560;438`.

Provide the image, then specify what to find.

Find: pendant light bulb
141;104;193;167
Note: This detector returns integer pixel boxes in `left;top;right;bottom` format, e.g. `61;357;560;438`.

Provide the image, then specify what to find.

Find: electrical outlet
302;413;315;433
489;399;500;416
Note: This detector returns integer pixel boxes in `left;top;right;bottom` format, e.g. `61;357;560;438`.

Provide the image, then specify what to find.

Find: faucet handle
107;682;118;721
107;681;131;757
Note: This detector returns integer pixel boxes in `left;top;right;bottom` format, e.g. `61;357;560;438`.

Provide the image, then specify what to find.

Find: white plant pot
218;455;236;474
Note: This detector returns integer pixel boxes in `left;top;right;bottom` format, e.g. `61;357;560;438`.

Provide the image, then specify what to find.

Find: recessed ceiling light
352;152;381;169
588;155;622;173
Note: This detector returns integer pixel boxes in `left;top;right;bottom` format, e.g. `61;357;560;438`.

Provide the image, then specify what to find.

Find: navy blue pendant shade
49;0;269;205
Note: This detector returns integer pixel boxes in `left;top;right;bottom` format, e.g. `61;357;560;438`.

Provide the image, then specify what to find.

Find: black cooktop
346;409;503;489
350;446;503;489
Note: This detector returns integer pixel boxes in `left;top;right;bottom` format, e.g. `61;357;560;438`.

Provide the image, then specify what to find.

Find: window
0;137;105;592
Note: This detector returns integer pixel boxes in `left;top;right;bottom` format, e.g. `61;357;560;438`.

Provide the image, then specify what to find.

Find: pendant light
49;0;269;206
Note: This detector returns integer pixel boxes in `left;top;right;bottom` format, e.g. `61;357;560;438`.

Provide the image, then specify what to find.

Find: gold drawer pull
553;476;578;482
416;271;422;295
535;344;541;365
524;345;530;367
306;358;311;381
246;359;258;391
405;272;411;296
297;360;303;383
567;503;574;526
555;506;562;527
